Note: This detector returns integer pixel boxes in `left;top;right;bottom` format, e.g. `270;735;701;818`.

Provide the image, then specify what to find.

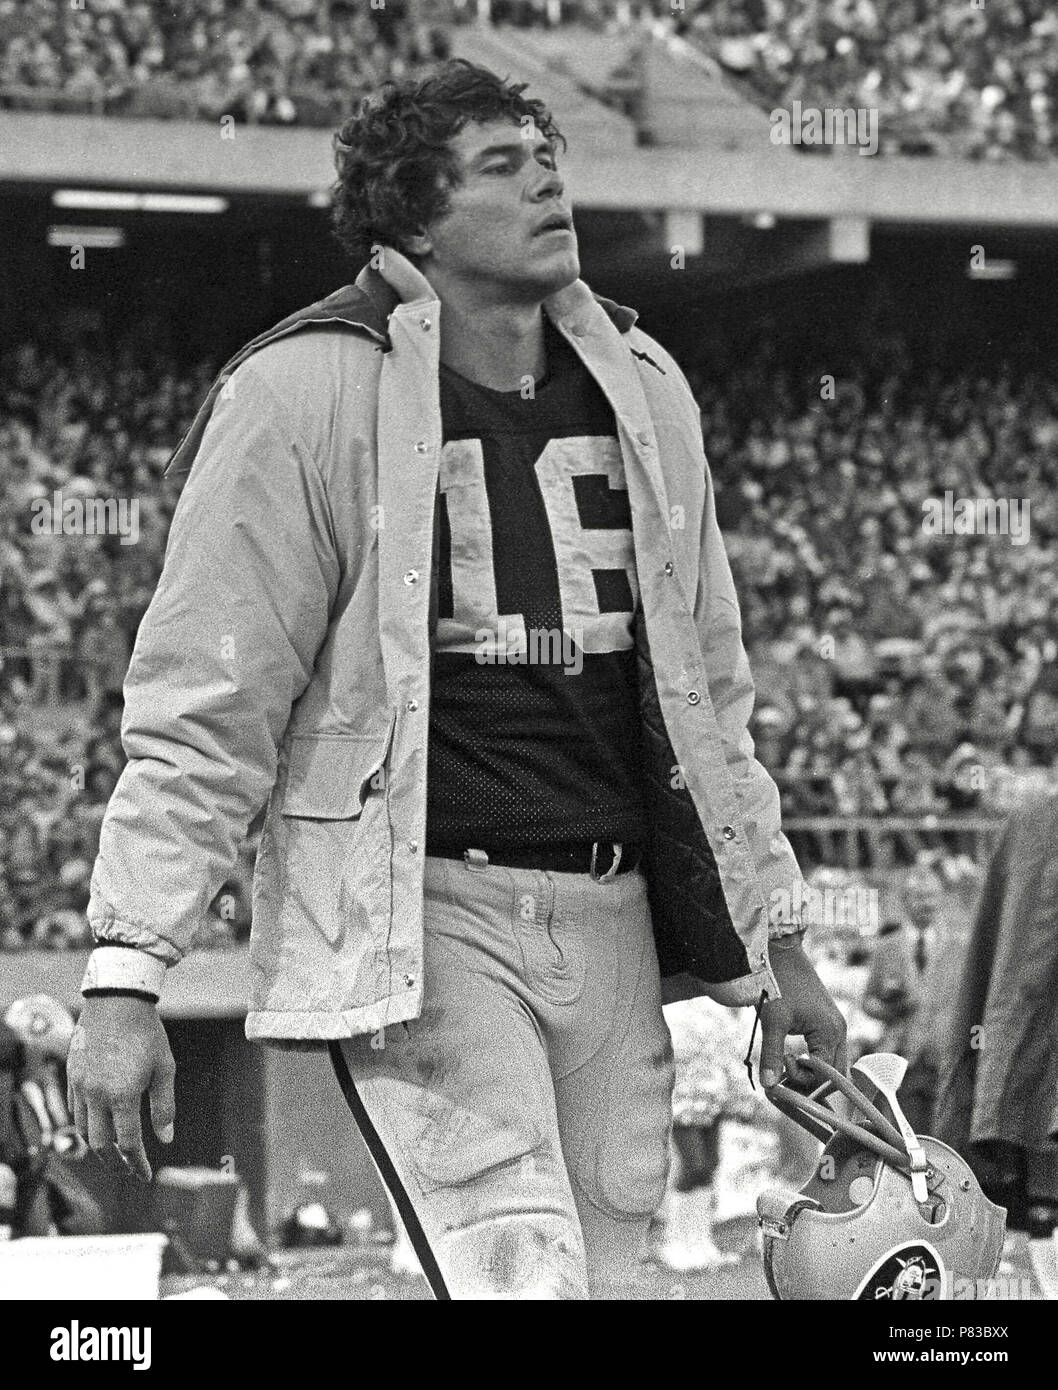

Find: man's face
418;117;579;302
904;872;940;927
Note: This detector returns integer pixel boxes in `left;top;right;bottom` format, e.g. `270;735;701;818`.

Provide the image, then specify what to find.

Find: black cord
743;988;769;1090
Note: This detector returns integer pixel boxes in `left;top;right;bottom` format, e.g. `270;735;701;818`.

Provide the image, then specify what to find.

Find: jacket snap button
403;973;415;988
663;561;674;576
636;430;652;447
414;441;428;454
406;698;419;712
403;570;419;585
687;690;700;705
419;317;431;331
571;323;585;336
722;825;736;841
407;840;419;853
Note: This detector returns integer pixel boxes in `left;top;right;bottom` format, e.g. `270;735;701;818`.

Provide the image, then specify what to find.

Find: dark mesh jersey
425;316;648;855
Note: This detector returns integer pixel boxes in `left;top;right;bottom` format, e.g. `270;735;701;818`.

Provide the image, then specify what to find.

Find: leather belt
426;840;644;883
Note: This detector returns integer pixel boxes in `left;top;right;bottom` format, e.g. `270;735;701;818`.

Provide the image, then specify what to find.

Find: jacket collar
294;246;640;345
165;247;638;477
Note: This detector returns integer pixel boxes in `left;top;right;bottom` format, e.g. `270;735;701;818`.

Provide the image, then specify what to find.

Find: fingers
65;1007;167;1183
783;1047;818;1092
148;1061;176;1146
803;1006;849;1077
111;1099;152;1183
757;999;791;1089
70;1084;90;1150
833;1029;850;1080
758;1004;848;1091
85;1093;118;1166
66;1026;88;1147
80;1087;152;1182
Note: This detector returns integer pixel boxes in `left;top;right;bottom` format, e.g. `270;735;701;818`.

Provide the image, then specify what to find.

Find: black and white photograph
1;0;1057;1343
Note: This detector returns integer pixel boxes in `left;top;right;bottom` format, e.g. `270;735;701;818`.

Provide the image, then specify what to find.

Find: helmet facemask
757;1053;1007;1299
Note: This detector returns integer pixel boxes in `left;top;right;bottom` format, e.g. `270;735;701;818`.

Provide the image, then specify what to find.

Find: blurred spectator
656;995;773;1271
862;861;971;1134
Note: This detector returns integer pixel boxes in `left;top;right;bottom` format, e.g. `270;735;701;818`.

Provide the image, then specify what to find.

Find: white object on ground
655;1185;738;1273
163;1286;231;1300
389;1221;422;1276
0;1233;167;1300
1027;1234;1058;1301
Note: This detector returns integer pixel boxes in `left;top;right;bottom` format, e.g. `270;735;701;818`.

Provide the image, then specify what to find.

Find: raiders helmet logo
854;1242;946;1300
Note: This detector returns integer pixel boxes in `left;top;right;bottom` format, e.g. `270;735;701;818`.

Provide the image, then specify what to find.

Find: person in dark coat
933;792;1058;1234
863;862;971;1137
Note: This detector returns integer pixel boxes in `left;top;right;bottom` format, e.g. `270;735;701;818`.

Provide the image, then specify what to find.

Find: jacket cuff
81;947;167;1000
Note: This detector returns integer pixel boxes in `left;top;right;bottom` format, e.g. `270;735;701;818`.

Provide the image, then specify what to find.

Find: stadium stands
3;304;1056;945
2;1;1055;945
0;0;454;126
489;0;1058;161
672;0;1058;161
3;0;1057;159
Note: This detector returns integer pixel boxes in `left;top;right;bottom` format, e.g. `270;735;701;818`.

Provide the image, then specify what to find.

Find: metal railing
784;816;1006;871
0;644;1022;870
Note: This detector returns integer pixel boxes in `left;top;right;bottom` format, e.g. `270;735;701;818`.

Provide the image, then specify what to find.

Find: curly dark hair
330;59;566;266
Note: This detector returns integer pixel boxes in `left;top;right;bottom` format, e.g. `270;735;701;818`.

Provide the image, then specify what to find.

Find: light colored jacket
82;249;806;1042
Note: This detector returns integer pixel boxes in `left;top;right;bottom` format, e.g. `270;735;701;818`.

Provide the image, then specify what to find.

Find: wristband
81;987;160;1005
82;945;167;999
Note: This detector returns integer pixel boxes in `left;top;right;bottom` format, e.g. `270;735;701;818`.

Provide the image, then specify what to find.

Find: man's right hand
67;996;176;1183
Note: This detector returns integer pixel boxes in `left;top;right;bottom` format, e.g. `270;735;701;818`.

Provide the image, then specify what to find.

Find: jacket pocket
273;715;397;950
281;714;397;819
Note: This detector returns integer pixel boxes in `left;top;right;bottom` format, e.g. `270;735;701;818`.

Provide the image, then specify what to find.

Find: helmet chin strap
878;1098;930;1202
853;1055;932;1204
766;1055;935;1204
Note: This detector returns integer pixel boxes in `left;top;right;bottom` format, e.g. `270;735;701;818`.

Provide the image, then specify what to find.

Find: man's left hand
758;936;847;1089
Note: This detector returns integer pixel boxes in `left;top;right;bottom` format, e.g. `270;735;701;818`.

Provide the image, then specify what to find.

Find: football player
68;60;845;1299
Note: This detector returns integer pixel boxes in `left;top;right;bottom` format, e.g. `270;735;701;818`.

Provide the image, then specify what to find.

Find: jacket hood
165;247;639;478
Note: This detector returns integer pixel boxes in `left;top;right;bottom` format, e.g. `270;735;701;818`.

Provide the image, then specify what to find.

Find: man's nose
531;165;564;200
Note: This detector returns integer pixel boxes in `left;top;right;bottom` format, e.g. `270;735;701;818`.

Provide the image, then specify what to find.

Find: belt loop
590;841;622;884
463;848;489;872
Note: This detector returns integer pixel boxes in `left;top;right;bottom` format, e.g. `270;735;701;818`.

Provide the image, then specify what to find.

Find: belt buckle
590;841;622;883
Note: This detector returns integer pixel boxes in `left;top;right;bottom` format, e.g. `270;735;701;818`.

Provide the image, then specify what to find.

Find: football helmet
4;994;76;1062
758;1052;1006;1300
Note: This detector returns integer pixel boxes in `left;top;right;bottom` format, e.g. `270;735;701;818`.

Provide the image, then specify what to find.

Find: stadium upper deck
2;0;1056;162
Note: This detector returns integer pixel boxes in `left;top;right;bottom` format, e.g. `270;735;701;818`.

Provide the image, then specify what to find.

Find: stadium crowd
1;304;1056;946
0;327;232;949
0;0;453;125
3;0;1058;160
492;0;1058;162
688;320;1058;825
671;0;1058;161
